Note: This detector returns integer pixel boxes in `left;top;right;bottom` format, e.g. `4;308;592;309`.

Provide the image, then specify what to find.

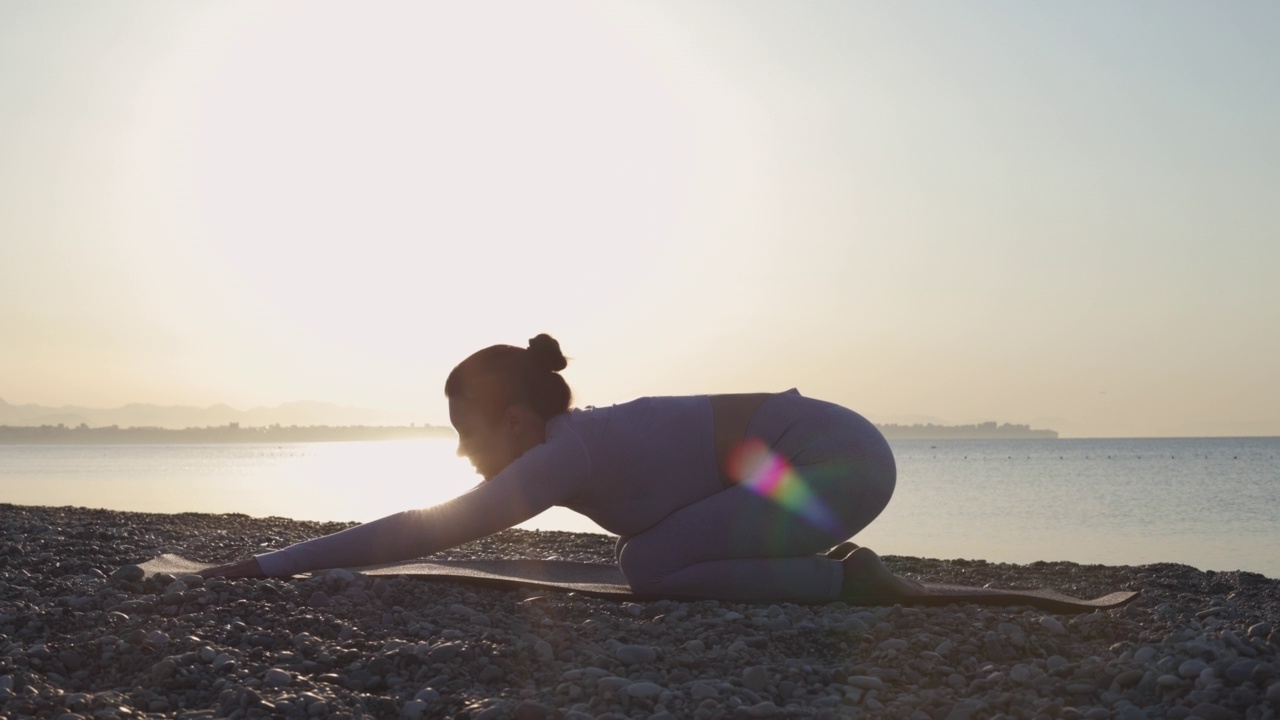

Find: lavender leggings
615;390;896;603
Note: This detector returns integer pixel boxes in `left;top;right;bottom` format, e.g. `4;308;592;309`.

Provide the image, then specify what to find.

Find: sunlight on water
2;436;1277;576
0;439;605;535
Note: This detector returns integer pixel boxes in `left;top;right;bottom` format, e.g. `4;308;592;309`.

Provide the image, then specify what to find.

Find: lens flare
726;437;843;537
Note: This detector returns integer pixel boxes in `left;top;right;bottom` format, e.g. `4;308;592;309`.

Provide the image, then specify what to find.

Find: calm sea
2;437;1277;579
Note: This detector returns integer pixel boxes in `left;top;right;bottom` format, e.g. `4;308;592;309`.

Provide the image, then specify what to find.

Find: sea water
1;437;1277;578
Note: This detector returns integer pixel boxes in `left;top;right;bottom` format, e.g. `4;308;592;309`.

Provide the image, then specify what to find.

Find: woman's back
554;395;721;536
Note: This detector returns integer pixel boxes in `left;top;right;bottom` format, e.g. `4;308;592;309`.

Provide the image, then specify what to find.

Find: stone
149;658;178;682
1178;659;1209;679
743;666;769;693
614;644;657;665
414;688;440;704
597;676;630;694
847;675;886;691
109;565;145;584
1039;616;1066;635
264;668;293;687
878;638;908;652
748;701;778;717
690;682;718;699
512;700;552;720
1246;622;1272;638
1114;669;1144;688
625;681;662;699
1188;703;1234;720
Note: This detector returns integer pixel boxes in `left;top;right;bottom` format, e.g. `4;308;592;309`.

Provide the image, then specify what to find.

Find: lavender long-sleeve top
254;395;722;576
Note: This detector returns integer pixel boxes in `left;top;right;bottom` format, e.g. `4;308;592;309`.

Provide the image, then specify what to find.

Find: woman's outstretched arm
200;433;590;578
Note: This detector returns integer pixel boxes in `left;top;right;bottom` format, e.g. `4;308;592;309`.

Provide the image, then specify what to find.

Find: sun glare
109;2;695;408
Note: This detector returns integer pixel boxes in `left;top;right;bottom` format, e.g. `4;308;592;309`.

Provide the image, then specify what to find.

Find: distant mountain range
0;397;428;430
1;397;1060;441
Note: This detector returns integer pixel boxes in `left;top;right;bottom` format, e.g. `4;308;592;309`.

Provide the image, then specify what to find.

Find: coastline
1;504;1277;718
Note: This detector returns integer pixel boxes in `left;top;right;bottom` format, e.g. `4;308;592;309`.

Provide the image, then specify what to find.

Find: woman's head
445;334;572;479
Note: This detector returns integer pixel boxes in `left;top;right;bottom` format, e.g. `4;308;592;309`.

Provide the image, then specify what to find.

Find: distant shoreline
0;423;455;444
0;420;1057;443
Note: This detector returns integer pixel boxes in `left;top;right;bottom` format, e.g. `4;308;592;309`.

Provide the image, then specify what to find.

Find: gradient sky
2;1;1277;438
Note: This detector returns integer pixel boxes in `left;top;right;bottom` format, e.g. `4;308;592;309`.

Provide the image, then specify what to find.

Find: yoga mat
139;554;1138;613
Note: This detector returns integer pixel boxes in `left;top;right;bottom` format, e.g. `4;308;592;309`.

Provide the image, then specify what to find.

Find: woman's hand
198;558;267;580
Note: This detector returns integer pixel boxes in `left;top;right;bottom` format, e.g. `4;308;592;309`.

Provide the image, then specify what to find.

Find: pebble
1039;616;1066;635
625;681;662;699
5;503;1279;720
1178;659;1209;678
743;666;769;692
614;644;657;665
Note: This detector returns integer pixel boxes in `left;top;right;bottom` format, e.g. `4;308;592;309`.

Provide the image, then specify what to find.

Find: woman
201;334;921;604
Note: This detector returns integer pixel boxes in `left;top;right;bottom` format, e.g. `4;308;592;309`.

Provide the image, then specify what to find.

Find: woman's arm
205;429;590;577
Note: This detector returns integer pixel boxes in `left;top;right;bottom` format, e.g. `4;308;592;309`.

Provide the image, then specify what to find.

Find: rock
149;658;178;682
878;638;908;652
512;700;552;719
325;568;356;584
109;565;145;584
1178;659;1209;679
1223;659;1257;684
1247;622;1272;638
614;644;657;665
1267;681;1280;706
625;681;662;699
689;681;718;699
1114;669;1143;688
596;676;630;694
414;688;440;704
748;701;778;717
426;642;462;663
401;700;427;719
1189;703;1234;720
743;666;769;693
264;668;292;687
1039;616;1066;635
846;675;886;691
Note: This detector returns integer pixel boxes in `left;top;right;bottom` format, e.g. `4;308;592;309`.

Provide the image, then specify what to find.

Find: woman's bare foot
825;541;860;560
840;547;928;603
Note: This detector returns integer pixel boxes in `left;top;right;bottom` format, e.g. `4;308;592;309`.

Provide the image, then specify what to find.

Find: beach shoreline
1;503;1277;719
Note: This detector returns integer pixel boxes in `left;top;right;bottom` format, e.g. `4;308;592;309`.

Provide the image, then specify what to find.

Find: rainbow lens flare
726;437;843;537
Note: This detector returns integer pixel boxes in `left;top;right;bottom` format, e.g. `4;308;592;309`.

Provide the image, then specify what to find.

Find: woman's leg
617;453;895;603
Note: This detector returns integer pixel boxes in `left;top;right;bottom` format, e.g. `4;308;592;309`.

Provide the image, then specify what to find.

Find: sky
2;1;1278;438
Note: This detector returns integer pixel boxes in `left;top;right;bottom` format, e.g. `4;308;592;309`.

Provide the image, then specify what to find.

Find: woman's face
449;395;516;481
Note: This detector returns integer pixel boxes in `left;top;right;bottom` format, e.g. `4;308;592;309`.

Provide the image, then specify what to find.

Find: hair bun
527;333;568;372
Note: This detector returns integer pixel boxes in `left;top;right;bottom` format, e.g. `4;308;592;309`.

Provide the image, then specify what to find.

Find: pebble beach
1;504;1278;720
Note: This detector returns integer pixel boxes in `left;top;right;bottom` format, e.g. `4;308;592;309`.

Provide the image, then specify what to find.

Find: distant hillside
0;397;424;430
877;421;1057;440
0;423;452;444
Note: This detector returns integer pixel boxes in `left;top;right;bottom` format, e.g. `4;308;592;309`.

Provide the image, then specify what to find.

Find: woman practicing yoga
201;334;921;603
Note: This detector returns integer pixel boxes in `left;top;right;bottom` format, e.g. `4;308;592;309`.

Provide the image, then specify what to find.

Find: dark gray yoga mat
140;554;1139;613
